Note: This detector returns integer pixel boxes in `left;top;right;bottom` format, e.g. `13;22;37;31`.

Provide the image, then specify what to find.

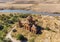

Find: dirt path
5;26;20;42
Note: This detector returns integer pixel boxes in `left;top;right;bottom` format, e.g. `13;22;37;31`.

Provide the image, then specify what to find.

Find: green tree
13;29;17;32
10;13;14;17
0;25;4;30
7;20;14;24
19;14;30;18
16;34;25;40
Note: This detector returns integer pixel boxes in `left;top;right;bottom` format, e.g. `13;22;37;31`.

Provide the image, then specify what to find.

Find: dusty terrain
29;4;60;12
0;0;60;13
0;3;33;10
1;0;60;4
1;3;60;13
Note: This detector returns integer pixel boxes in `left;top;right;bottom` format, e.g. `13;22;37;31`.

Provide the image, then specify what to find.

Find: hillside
13;0;60;4
11;14;60;42
29;4;60;12
0;0;60;4
0;13;60;42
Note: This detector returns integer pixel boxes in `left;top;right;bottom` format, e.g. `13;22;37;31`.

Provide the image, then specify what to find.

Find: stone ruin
18;15;40;34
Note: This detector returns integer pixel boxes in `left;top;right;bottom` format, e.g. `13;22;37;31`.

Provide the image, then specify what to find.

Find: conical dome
32;25;37;29
27;15;33;21
25;20;30;24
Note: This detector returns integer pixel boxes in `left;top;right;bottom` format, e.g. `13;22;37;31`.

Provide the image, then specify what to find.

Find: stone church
18;15;40;34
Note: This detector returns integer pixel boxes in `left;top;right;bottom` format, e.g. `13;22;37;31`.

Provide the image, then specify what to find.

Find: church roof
27;15;33;20
32;25;37;29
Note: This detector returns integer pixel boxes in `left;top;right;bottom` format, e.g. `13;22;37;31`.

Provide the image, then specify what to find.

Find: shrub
3;38;12;42
3;29;8;34
0;25;4;30
16;34;25;40
0;39;3;42
45;27;56;33
5;24;11;27
35;19;38;22
7;20;14;24
19;14;30;18
13;29;17;32
45;27;50;31
2;14;6;17
2;17;7;21
10;14;14;17
12;17;18;22
29;38;35;42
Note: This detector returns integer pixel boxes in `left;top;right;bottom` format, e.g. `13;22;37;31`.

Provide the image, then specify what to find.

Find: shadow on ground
36;25;44;34
36;25;56;34
20;37;28;42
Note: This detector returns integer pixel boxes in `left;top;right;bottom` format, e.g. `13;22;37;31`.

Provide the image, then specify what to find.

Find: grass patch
45;27;56;33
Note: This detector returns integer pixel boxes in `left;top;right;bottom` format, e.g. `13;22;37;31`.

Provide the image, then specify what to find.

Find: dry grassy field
11;14;60;42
